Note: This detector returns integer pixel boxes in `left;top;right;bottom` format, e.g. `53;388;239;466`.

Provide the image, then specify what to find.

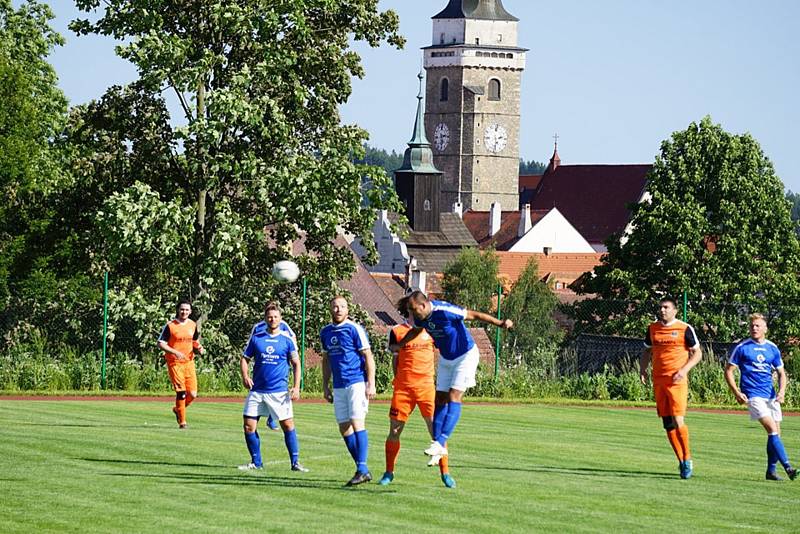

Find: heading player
157;299;203;429
397;290;513;466
639;297;702;479
320;296;376;486
725;313;796;481
238;302;308;473
379;295;455;488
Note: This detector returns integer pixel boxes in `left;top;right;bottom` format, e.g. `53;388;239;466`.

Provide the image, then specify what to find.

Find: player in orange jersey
639;297;702;478
378;295;455;488
157;299;204;429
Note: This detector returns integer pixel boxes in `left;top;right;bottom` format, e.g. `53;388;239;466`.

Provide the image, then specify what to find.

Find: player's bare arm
240;357;254;390
321;352;333;403
639;348;651;384
158;340;186;360
724;363;748;404
395;327;425;348
289;353;301;401
776;366;787;404
465;309;513;329
362;348;376;399
673;345;702;383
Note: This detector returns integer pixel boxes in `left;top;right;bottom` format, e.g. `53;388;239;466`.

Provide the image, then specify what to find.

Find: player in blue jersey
249;319;297;431
238;302;308;473
725;313;796;481
398;290;513;464
320;296;376;486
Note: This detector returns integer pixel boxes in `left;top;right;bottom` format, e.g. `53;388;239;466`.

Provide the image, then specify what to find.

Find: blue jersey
412;300;475;360
242;330;298;393
250;320;296;339
728;338;783;399
320;319;370;388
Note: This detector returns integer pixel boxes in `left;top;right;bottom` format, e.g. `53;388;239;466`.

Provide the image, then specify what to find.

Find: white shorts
748;397;783;422
333;381;369;423
436;345;480;392
243;390;293;421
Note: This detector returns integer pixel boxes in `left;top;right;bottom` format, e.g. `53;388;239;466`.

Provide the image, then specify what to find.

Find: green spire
397;71;441;174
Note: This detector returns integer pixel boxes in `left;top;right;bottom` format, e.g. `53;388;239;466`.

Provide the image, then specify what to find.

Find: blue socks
438;402;462;446
432;402;449;440
244;431;262;467
284;428;300;466
343;432;358;463
355;430;369;474
768;433;792;470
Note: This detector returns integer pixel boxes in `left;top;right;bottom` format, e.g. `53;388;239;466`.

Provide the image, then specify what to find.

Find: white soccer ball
272;260;300;283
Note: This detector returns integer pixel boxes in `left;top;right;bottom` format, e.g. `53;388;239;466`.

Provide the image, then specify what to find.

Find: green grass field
0;399;797;533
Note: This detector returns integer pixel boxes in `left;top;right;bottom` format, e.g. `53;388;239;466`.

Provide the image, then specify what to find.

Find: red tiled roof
461;209;549;250
530;164;650;244
519;174;543;192
496;251;604;287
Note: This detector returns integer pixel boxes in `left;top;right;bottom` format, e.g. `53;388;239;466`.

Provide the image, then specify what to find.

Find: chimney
517;203;532;237
489;202;502;237
452;201;463;218
543;246;552;256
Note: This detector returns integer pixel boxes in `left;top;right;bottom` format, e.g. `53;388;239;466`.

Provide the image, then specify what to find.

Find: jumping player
639;297;702;479
397;290;513;466
238;302;308;473
379;295;455;488
157;299;203;429
320;296;376;486
725;313;797;481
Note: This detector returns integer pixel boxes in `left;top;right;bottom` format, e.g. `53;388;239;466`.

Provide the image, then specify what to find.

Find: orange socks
184;394;195;408
439;449;450;475
385;440;401;473
676;424;691;460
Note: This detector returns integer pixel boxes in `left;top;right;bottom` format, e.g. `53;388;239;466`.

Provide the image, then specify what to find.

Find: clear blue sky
45;1;800;191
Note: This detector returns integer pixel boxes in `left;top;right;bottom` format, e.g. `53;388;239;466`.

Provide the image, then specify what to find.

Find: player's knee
176;391;187;400
662;416;677;430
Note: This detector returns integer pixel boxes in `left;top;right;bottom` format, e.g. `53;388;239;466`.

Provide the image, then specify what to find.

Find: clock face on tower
434;122;450;151
484;123;508;153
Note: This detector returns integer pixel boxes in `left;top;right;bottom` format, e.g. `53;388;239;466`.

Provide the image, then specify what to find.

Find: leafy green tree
357;144;403;177
501;257;562;365
785;190;800;223
519;158;546;175
572;116;800;342
442;247;499;315
60;0;405;354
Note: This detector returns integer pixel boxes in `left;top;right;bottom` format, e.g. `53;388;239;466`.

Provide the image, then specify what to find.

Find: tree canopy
572;116;800;342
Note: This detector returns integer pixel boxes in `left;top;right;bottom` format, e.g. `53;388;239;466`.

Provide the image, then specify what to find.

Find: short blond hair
749;313;767;325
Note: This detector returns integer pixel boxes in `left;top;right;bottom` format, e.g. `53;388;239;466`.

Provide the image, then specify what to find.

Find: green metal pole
683;289;688;321
101;271;109;389
494;283;502;380
300;276;307;391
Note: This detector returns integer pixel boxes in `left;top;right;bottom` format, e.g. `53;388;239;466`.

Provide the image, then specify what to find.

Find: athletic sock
437;402;462;446
666;428;683;461
767;436;779;473
676;424;691;460
355;429;369;474
439;445;450;475
184;394;195;408
768;433;792;470
343;433;358;463
284;428;300;466
244;431;262;466
385;439;401;473
432;403;449;440
175;398;186;424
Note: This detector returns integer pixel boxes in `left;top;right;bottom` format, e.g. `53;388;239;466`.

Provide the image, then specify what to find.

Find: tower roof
396;71;441;175
433;0;519;22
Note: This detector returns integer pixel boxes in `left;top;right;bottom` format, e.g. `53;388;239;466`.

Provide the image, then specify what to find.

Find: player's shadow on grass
79;457;231;469
457;462;675;480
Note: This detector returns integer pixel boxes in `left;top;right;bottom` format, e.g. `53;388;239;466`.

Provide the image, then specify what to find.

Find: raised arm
465;309;513;329
395;326;425;349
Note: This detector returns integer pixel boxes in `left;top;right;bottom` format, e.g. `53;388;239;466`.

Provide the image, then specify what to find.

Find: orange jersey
389;323;435;388
645;320;699;381
159;319;199;364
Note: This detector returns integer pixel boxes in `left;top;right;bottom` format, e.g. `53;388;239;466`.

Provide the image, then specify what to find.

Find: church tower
424;0;526;212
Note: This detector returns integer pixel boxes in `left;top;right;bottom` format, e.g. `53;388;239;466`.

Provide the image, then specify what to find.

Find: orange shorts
167;360;197;393
654;379;688;417
389;385;435;422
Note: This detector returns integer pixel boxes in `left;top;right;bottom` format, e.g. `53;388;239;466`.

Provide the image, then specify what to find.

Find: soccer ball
272;260;300;283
